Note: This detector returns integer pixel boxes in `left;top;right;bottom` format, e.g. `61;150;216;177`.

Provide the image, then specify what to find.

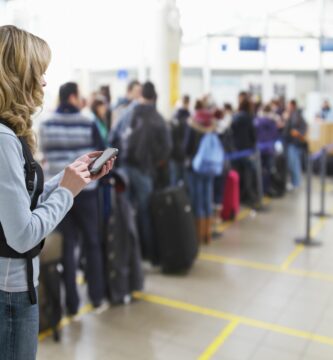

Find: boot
204;217;213;245
195;218;205;245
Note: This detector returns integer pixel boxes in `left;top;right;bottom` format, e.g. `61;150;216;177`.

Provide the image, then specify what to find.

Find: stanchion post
254;148;269;212
313;147;331;217
295;153;321;246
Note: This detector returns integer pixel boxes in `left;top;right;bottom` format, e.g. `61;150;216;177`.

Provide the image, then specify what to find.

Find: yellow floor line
199;252;333;283
280;245;305;270
133;292;333;347
38;303;93;341
197;320;239;360
199;253;280;272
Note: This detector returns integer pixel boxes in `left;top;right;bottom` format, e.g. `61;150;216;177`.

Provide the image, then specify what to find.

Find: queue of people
37;79;309;325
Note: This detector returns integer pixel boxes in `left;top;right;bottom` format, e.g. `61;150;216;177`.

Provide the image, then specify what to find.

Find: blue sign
117;69;129;80
239;37;260;51
221;44;228;52
321;38;333;52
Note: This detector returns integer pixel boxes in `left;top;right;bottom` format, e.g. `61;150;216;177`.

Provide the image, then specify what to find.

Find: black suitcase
269;153;287;197
151;186;198;273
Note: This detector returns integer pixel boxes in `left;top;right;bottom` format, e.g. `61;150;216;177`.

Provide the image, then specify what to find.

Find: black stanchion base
295;237;322;246
312;212;333;218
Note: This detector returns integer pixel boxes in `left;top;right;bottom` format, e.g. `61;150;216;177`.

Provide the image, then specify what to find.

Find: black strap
19;136;36;194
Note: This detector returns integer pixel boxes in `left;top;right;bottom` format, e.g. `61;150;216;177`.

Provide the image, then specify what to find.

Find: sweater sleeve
0;134;73;253
39;171;64;203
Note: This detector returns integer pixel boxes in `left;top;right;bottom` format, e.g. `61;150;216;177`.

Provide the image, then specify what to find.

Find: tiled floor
38;180;333;359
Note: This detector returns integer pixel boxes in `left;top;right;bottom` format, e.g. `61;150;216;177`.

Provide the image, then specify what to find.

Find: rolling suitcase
151;186;198;273
221;170;240;221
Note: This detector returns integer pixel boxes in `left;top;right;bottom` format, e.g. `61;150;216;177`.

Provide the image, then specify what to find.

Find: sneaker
92;301;110;315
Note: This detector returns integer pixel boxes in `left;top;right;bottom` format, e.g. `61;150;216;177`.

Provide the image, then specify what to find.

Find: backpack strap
19;137;45;304
0;119;44;305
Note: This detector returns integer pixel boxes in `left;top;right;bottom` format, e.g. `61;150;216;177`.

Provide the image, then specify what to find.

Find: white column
151;0;182;118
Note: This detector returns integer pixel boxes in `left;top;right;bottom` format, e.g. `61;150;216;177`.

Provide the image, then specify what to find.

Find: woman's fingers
86;151;103;159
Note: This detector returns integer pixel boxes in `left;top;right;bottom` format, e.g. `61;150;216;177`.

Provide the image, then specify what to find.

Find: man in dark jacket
170;95;191;185
231;97;257;206
124;82;171;265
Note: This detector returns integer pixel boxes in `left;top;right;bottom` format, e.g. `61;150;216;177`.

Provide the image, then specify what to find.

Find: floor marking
133;292;333;346
199;253;280;273
199;253;333;283
280;245;305;270
215;197;272;234
38;303;93;341
198;320;239;360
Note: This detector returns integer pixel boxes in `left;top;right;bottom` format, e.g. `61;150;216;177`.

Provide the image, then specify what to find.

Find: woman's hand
60;161;92;197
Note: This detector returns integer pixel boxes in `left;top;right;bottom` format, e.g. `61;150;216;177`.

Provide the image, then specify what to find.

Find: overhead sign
117;69;129;80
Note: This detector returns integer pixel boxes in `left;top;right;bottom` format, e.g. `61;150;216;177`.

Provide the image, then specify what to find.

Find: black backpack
125;106;170;173
0;120;44;305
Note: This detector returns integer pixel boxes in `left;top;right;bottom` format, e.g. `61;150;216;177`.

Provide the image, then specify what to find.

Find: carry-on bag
221;170;240;221
104;169;144;304
151;186;198;273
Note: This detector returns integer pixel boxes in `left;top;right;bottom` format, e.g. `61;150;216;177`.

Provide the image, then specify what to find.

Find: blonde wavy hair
0;25;51;153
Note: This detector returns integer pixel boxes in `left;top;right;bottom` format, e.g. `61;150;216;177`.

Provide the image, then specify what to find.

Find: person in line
108;82;142;167
0;25;113;360
254;104;279;194
319;100;333;121
112;80;142;127
124;82;171;264
170;94;191;186
283;100;307;189
100;85;113;131
91;95;109;146
40;82;107;316
231;97;257;206
184;100;217;244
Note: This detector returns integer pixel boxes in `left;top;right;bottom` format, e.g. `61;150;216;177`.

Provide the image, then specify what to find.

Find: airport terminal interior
3;0;333;359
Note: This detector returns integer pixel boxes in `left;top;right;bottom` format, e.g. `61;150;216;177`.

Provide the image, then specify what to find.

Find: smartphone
89;148;118;175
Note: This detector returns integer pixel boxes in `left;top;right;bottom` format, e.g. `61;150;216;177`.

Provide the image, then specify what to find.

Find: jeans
169;160;186;186
0;289;39;360
58;190;105;313
287;144;302;187
125;166;156;263
187;171;214;218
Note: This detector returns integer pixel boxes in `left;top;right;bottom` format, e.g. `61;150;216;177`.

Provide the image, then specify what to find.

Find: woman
0;25;113;359
91;95;109;146
185;100;217;245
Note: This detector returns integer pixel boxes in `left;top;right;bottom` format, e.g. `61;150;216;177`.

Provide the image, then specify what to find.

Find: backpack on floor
193;133;224;176
39;232;63;342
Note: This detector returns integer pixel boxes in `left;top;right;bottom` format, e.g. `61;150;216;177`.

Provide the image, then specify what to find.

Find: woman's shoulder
0;124;20;144
0;125;23;159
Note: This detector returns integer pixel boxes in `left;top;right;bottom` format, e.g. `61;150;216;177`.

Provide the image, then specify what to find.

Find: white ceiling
177;0;333;41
